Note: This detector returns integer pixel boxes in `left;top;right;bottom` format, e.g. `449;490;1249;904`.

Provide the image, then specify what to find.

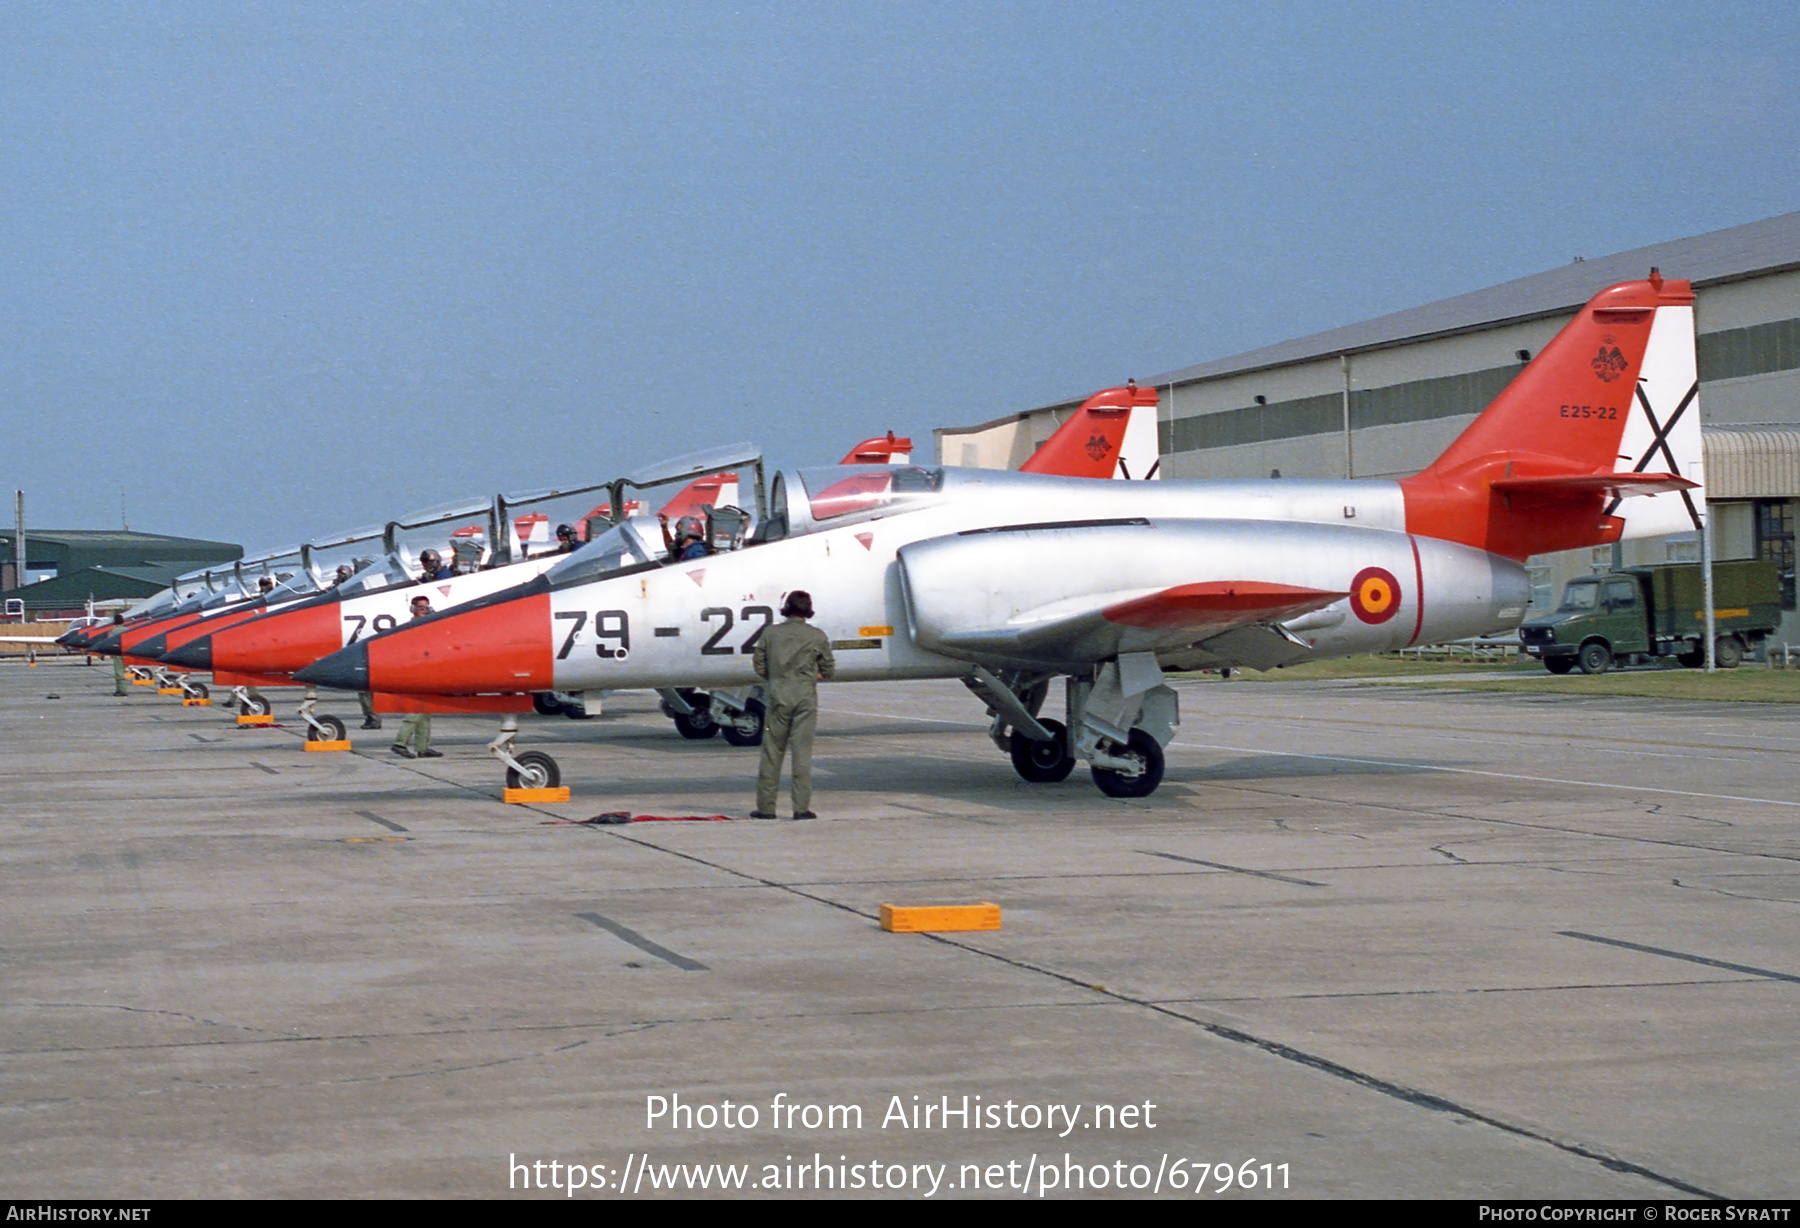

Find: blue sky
2;2;1796;551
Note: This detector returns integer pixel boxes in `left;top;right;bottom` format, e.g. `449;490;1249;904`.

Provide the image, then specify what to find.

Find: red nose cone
367;592;554;693
214;603;344;676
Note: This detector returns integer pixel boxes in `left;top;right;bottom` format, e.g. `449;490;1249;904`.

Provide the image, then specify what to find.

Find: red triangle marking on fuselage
688;570;706;586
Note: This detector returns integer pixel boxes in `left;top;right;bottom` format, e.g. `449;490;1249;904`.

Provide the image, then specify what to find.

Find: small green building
0;530;242;614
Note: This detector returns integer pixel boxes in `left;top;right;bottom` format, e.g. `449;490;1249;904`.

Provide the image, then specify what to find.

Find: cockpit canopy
263;569;326;604
799;465;945;524
545;519;657;588
337;554;416;596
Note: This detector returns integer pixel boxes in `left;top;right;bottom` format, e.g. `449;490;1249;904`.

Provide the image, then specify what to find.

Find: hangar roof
1144;210;1800;388
1705;423;1800;500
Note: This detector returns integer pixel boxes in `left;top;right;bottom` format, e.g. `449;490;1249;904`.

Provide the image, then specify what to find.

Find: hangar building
938;211;1800;646
0;529;242;614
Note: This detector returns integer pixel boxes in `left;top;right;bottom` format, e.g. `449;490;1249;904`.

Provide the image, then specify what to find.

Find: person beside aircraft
390;595;441;759
751;590;835;820
109;614;128;695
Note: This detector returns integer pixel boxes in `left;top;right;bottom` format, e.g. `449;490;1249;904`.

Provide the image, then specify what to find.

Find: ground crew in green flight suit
391;595;441;759
751;590;835;819
109;614;128;695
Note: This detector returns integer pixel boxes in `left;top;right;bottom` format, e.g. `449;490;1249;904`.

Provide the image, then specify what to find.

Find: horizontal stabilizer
1103;582;1346;635
1490;472;1697;499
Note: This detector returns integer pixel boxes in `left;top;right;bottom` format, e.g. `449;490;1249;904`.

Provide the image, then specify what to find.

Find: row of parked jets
68;275;1705;799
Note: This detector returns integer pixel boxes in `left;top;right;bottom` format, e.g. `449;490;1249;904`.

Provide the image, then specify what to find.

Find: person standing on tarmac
750;590;835;820
109;614;128;695
391;595;441;759
331;564;380;728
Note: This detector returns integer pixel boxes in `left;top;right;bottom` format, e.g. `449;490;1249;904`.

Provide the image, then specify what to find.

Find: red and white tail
1400;273;1703;561
842;432;913;465
1021;382;1162;480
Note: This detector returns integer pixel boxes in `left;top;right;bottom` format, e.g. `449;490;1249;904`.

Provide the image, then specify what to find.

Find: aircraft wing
934;581;1342;666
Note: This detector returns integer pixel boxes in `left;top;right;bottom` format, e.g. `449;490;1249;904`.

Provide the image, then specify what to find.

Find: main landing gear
969;657;1176;799
657;688;766;747
489;715;561;790
232;686;272;717
534;690;599;720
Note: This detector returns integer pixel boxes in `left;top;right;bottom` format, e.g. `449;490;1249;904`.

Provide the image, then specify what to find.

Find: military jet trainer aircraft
161;403;1151;745
297;275;1702;799
156;439;902;739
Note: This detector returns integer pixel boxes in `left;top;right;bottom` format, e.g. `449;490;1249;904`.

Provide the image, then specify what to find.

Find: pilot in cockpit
661;513;712;562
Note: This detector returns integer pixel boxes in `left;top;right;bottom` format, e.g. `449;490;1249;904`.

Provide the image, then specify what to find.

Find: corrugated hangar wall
938;211;1800;648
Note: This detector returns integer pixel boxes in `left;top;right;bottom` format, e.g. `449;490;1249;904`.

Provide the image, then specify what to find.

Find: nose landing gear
296;689;347;744
489;715;561;789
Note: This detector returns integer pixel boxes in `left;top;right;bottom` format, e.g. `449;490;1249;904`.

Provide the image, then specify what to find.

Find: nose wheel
505;751;561;790
488;715;561;790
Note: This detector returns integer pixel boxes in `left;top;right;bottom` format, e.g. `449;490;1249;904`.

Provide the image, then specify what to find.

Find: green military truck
1518;559;1783;674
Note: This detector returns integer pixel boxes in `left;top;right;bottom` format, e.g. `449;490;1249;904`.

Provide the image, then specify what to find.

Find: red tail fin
842;432;913;464
1400;275;1700;560
1021;383;1162;479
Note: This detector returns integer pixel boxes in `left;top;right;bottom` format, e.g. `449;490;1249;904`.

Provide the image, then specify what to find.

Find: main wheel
1010;717;1074;783
188;682;211;699
1714;635;1745;669
532;693;564;717
1577;642;1612;675
309;714;347;743
241;693;272;716
1091;728;1166;799
1544;656;1575;675
673;691;718;739
720;698;765;747
505;750;561;790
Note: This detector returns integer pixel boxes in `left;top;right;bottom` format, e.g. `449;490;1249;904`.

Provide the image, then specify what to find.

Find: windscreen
798;465;945;524
124;589;179;620
264;569;325;603
545;520;655;588
1558;581;1600;612
337;553;414;596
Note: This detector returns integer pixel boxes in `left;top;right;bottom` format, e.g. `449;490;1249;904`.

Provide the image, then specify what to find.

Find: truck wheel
1676;648;1705;669
1578;642;1611;675
1544;657;1575;675
1714;636;1745;670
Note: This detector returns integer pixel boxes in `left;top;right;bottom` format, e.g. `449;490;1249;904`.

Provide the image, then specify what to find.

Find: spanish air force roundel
1350;566;1401;624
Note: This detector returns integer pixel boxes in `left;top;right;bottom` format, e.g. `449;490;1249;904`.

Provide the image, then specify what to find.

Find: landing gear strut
489;715;561;789
970;657;1178;798
657;687;766;745
296;688;346;743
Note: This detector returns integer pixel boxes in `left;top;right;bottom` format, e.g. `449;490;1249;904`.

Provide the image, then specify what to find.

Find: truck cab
1519;575;1648;674
1519;559;1781;674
